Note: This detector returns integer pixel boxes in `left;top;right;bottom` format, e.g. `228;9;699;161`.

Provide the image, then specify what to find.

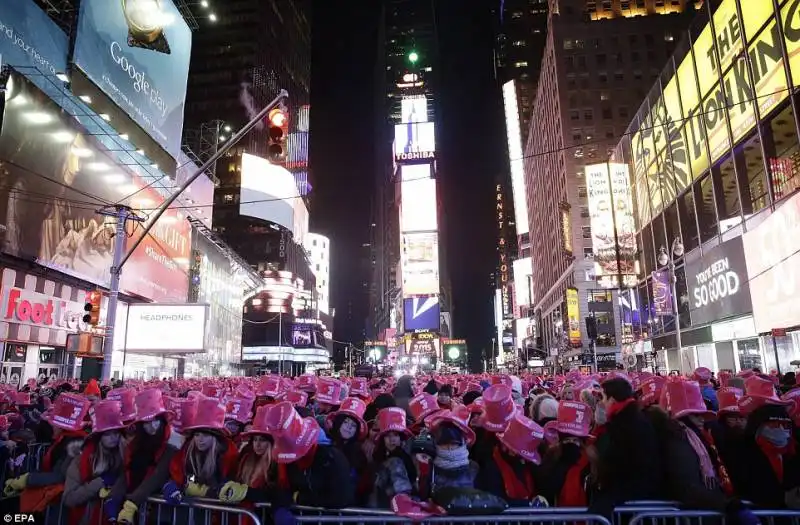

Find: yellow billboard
566;287;581;346
630;0;793;228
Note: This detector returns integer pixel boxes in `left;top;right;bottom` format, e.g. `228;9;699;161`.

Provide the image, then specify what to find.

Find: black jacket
478;446;541;506
736;439;800;509
284;445;355;508
589;401;663;517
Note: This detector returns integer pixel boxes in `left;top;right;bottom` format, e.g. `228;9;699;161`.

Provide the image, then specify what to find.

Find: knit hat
84;379;101;397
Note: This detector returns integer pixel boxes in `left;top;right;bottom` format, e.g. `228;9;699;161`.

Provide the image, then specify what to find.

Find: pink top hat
240;405;274;440
43;393;90;432
165;397;197;434
348;377;370;399
106;388;137;423
279;390;308;408
738;375;791;415
479;385;515;433
497;413;545;465
133;388;173;423
662;380;715;420
257;376;282;398
693;367;713;384
555;400;592;437
181;396;227;434
225;395;255;424
326;397;368;439
408;393;443;424
639;376;667;407
265;401;319;463
375;407;412;442
295;374;318;393
428;404;476;446
13;392;32;406
316;378;343;405
89;400;129;437
717;387;743;414
542;420;559;446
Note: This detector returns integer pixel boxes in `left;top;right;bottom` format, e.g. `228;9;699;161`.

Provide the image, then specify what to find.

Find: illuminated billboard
585;163;637;288
401;95;428;124
240;153;308;242
401;232;439;297
566;287;581;346
403;296;440;332
400;164;431;182
502;80;529;236
401;178;437;232
513;258;533;307
394;122;436;161
628;0;789;225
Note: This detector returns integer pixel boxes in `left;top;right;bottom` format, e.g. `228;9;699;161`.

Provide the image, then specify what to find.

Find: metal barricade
502;501;680;525
142;496;264;525
0;442;51;500
294;513;613;525
629;510;800;525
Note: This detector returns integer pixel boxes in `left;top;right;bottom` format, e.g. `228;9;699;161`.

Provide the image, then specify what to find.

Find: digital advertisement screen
401;95;428;124
502;80;529;236
403;296;440;332
291;327;313;348
401;233;440;297
401;178;437;232
394;122;436;160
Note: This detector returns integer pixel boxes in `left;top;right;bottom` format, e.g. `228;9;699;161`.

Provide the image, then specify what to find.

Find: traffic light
267;108;288;162
83;290;102;326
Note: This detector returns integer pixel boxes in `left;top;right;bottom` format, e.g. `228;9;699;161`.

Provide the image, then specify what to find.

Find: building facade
522;0;699;371
609;0;800;375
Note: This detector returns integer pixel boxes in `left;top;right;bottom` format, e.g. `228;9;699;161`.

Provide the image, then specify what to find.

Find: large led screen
73;0;192;160
400;164;431;182
401;178;437;232
394;122;436;160
401;95;428;124
401;232;439;297
502;80;529;236
403;296;440;332
0;0;68;78
239;153;308;242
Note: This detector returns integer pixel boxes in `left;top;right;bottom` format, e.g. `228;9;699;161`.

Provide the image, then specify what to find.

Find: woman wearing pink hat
103;389;178;524
368;407;416;508
62;400;127;525
326;397;370;501
235;406;277;491
418;405;479;499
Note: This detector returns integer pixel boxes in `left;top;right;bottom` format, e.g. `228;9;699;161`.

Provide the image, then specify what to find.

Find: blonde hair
92;435;125;477
184;434;220;485
236;440;274;487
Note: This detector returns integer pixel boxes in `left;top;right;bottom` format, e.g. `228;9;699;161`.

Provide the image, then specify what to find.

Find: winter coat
736;439;800;509
589;401;663;517
110;426;178;508
538;443;592;507
700;385;719;412
660;427;728;510
370;455;415;508
62;440;122;525
418;458;479;500
709;421;749;496
479;446;542;506
279;444;354;508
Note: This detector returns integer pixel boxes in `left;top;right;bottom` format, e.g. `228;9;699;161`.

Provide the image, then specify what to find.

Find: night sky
310;1;505;370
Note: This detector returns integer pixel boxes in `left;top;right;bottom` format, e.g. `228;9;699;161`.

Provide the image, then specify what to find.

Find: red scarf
756;435;794;483
67;440;108;525
605;398;636;421
558;449;589;507
493;447;535;500
125;425;171;488
700;428;734;495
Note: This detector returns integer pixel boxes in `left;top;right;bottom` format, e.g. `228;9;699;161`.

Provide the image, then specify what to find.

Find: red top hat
165;397;197;434
225;395;255;424
326;397;368;439
491;375;512;386
718;371;732;388
14;392;32;406
467;396;485;414
201;384;222;398
479;385;515;433
662;380;715;420
639;376;667;407
408;393;442;423
738;375;791;415
279;390;308;408
42;393;90;432
693;367;712;384
295;374;317;393
0;415;8;433
717;387;743;414
265;401;319;463
257;376;282;398
181;397;227;434
133;388;173;423
556;400;592;437
106;388;137;422
375;407;412;442
428;404;476;446
316;378;343;405
542;420;559;446
240;405;274;440
497;413;545;465
89;400;129;437
348;377;370;399
391;494;446;520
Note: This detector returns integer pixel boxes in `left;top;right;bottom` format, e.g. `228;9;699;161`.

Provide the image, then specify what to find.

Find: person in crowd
63;400;127;525
364;393;397;424
419;405;478;499
264;401;354;508
539;401;595;507
437;385;454;410
694;368;720;412
313;378;344;423
106;389;178;524
224;392;255;439
236;406;278;492
529;393;559;426
83;380;101;403
588;376;663;517
392;376;415;416
164;396;246;505
423;379;439;396
326;397;370;503
471;385;514;470
369;406;416;508
710;387;749;493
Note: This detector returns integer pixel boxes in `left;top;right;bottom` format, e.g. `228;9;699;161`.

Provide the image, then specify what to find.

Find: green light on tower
408;51;419;64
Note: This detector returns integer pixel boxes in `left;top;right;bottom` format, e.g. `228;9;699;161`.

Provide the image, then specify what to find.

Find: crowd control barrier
630;510;800;525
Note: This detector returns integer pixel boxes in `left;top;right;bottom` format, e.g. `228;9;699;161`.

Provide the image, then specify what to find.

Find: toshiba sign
124;303;208;354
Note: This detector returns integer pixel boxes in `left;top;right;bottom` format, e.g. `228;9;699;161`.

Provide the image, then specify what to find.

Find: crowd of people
0;367;796;523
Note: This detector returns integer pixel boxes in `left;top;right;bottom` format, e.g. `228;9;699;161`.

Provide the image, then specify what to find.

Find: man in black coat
589;377;665;517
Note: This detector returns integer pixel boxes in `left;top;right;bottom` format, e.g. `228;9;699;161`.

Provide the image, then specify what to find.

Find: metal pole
278;310;282;376
671;241;682;354
773;336;782;376
99;90;288;381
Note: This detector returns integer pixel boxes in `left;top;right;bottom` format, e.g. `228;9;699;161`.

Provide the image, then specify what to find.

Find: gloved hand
4;473;28;495
162;481;182;505
273;507;297;525
531;495;549;508
185;482;209;498
99;487;112;499
101;473;117;488
104;498;122;521
117;501;137;524
218;481;248;504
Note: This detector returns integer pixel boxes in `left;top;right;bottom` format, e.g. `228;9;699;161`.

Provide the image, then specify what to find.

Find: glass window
714;154;741;225
590;290;612;302
570;110;580;120
641;224;655;276
735;133;769;216
737;339;763;371
664;203;680;250
582;226;592;239
695;173;718;243
584;109;593;121
652;213;667;265
678;189;700;252
675;265;689;330
764;103;800;203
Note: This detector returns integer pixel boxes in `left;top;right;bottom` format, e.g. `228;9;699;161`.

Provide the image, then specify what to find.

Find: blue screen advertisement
0;0;68;76
403;296;440;332
73;0;192;160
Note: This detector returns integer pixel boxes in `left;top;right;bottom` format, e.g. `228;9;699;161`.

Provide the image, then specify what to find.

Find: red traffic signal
267;108;288;162
82;290;102;326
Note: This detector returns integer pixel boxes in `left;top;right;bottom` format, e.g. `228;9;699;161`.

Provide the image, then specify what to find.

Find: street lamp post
658;238;685;358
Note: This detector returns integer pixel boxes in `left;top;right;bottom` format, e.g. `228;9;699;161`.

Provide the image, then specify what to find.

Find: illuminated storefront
613;0;800;373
